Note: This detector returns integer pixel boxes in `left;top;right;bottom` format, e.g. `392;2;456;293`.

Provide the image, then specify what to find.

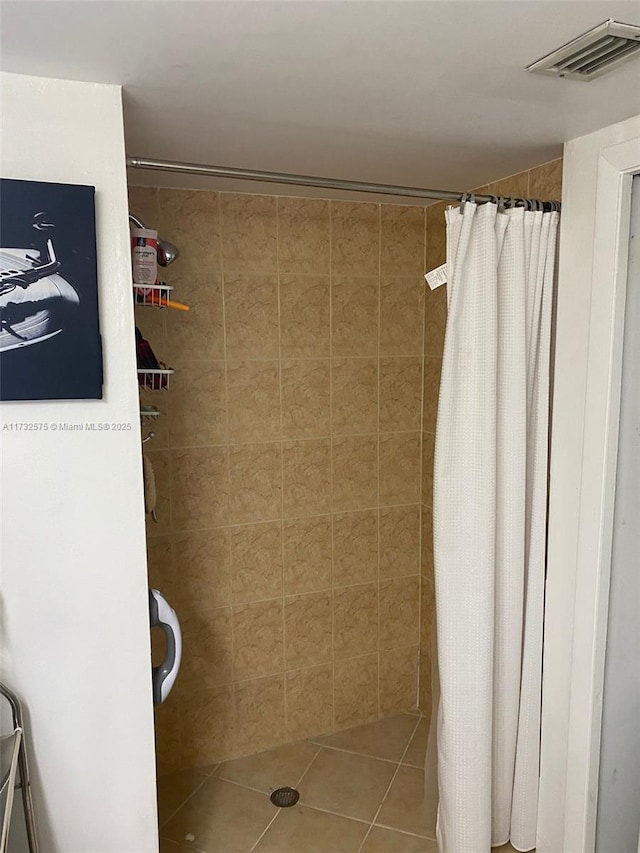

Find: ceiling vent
526;19;640;80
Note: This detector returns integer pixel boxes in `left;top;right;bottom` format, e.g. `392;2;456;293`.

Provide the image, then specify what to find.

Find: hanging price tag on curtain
425;263;447;290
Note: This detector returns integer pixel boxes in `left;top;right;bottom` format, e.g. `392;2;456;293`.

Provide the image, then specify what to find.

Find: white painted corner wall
539;112;640;853
0;73;157;852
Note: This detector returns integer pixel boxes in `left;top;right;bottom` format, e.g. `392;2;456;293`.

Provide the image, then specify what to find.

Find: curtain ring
460;192;476;211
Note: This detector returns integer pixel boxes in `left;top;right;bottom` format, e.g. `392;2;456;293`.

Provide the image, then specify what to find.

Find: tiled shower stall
130;156;562;777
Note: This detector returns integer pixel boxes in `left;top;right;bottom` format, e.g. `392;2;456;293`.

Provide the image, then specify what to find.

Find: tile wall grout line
170;651;417;702
376;202;382;721
328;200;337;735
217;191;229;449
152;591;420;633
220;268;424;281
150;425;423;454
355;711;424;853
275;197;289;744
168;353;423;364
417;204;428;711
219;192;240;750
146;499;425;542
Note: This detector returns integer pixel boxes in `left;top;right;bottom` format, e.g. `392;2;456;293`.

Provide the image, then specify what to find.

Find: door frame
538;116;640;853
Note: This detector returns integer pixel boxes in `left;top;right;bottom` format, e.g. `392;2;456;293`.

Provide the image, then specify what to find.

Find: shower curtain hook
460;191;477;211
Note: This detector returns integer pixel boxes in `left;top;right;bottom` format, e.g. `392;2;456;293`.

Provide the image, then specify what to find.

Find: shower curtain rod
126;156;558;206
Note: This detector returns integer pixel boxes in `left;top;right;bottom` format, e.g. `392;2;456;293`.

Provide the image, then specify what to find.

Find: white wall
595;175;640;853
0;73;158;852
539;113;640;853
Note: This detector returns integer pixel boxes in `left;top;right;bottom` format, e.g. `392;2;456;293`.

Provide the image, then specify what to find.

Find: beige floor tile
254;804;368;852
159;839;199;853
299;748;396;821
376;765;433;838
361;826;438;852
402;717;429;768
157;768;209;827
214;740;319;793
162;777;275;852
311;713;418;762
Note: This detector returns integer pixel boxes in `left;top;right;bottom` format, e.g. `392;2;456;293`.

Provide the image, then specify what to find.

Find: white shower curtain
432;201;559;852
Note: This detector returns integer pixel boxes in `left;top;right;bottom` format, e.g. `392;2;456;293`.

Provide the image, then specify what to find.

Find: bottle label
131;230;158;286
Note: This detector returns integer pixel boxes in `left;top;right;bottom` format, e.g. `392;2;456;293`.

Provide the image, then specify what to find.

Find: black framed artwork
0;178;103;400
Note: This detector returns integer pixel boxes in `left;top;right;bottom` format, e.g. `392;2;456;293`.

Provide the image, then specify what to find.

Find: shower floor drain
270;787;300;808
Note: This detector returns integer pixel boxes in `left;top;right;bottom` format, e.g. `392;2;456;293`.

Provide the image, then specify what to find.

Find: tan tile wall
130;187;427;773
418;158;564;715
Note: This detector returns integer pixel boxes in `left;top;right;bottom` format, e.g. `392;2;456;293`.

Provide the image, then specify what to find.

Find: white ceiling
2;0;640;203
